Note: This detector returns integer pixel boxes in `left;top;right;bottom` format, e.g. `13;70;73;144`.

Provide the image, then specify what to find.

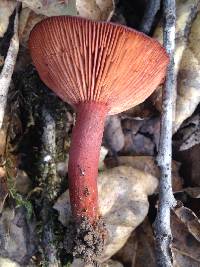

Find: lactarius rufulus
29;15;169;257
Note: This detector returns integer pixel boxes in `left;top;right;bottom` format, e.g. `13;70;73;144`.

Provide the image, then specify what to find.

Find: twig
41;108;59;200
40;108;61;267
154;1;177;267
0;4;19;128
140;0;161;34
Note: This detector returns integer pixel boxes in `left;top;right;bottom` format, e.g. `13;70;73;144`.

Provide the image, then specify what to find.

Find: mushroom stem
68;101;108;223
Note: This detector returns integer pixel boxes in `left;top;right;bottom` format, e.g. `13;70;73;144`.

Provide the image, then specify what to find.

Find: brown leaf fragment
113;231;138;267
174;202;200;242
0;174;8;213
114;219;156;267
173;250;200;267
179;114;200;151
184;187;200;198
133;219;156;267
171;212;200;265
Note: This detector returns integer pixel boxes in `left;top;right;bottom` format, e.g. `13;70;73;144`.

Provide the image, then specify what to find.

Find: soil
64;216;107;264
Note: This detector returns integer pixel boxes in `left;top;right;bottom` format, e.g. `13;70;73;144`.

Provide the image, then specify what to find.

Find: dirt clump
64;217;107;264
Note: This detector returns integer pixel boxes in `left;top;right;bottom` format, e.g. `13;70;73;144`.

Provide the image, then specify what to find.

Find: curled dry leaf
153;0;200;114
54;166;158;261
76;0;114;20
173;202;200;242
174;10;200;132
0;0;16;37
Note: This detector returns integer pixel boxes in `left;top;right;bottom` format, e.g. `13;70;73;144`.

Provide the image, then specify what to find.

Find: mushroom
29;16;169;260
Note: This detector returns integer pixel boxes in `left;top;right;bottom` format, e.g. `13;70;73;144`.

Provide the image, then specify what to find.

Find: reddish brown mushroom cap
29;16;169;115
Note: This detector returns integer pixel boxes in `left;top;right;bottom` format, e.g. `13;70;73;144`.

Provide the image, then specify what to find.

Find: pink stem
68;102;108;223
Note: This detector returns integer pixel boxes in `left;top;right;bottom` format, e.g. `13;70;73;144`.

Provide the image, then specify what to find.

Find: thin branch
154;1;177;267
0;4;20;128
40;108;61;267
140;0;161;34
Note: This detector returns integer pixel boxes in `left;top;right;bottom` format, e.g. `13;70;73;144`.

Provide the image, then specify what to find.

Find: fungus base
64;217;107;264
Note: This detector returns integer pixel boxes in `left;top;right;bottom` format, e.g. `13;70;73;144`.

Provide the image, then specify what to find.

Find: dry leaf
21;0;77;16
0;258;20;267
0;175;8;213
172;212;200;266
133;219;156;267
76;0;114;20
19;8;45;48
154;0;199;75
174;202;200;242
179;114;200;151
153;0;200;119
116;214;200;267
174;11;200;132
113;232;137;267
0;0;16;38
0;208;37;265
54;166;158;261
184;187;200;198
19;0;76;48
114;219;156;267
106;156;183;192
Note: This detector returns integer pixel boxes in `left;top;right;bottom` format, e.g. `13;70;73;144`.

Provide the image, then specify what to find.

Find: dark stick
154;1;177;267
140;0;161;34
